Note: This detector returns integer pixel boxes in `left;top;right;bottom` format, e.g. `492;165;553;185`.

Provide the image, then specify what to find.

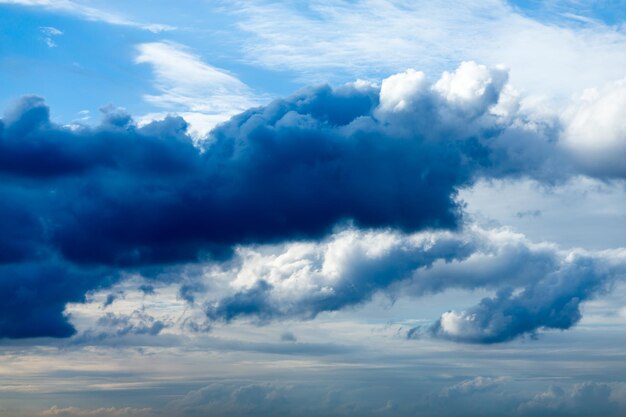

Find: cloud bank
36;379;625;417
1;61;625;340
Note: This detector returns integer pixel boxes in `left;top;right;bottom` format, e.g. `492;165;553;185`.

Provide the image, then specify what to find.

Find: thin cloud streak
135;41;260;137
0;0;175;32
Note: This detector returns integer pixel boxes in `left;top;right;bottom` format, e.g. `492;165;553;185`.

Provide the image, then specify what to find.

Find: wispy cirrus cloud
135;41;260;137
39;26;62;48
0;0;174;32
232;0;626;99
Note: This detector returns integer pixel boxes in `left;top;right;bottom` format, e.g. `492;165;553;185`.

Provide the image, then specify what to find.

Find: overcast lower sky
1;1;626;416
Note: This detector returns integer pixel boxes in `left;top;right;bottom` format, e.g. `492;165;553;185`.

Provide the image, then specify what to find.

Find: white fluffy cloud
562;78;626;176
378;69;427;112
433;61;509;115
64;224;626;344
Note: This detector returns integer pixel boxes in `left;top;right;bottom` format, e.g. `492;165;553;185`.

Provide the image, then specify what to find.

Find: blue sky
2;0;626;130
1;1;626;416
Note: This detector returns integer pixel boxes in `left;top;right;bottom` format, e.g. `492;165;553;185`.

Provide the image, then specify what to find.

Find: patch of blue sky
0;4;158;122
0;2;304;125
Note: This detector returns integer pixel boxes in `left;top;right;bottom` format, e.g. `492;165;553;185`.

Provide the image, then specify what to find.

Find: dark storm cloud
0;262;114;338
2;83;487;269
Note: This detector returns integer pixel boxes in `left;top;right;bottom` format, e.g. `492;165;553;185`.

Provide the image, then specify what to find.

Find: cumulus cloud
0;61;625;340
205;228;478;323
377;69;427;112
66;225;621;345
422;243;626;343
0;64;477;337
424;252;616;343
433;61;509;116
202;226;626;343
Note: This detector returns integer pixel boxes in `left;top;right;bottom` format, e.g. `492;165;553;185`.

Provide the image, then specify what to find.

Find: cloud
166;382;313;417
0;261;113;338
280;331;297;342
202;226;626;343
433;61;509;116
62;225;618;346
166;381;390;417
377;69;427;112
431;379;626;417
561;77;626;177
440;376;507;398
427;260;603;343
232;0;626;99
205;228;478;323
515;209;541;219
39;26;62;47
1;0;174;32
40;406;154;417
2;63;505;264
424;245;626;343
161;377;626;417
135;42;259;136
94;311;168;337
518;382;620;416
0;62;625;340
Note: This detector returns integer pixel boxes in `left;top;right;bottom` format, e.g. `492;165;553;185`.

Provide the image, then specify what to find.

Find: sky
0;1;626;416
